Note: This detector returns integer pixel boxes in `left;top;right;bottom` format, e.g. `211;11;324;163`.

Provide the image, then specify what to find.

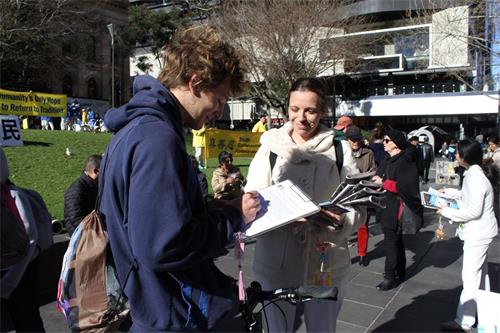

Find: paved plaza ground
39;163;500;332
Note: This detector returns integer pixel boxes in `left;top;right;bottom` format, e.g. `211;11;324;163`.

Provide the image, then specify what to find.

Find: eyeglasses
383;138;392;143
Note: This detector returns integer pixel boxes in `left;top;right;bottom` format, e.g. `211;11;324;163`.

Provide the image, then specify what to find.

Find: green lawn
2;129;252;220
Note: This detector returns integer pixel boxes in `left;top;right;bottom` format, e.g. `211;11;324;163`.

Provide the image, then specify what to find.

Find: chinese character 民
1;119;20;140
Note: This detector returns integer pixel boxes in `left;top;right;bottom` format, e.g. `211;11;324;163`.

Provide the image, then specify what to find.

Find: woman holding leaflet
245;78;363;332
438;139;498;332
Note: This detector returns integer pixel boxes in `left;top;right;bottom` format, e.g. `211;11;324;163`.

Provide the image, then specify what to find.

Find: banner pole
203;132;207;168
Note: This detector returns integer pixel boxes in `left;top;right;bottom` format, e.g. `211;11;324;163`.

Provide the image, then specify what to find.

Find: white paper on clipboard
244;180;320;238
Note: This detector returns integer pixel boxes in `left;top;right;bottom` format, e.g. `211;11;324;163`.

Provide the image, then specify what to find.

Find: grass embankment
3;129;252;220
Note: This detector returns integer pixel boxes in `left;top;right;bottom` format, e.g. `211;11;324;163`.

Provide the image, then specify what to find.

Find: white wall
337;92;499;117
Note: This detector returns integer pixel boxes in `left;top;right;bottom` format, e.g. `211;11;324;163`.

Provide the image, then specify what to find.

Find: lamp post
107;23;115;108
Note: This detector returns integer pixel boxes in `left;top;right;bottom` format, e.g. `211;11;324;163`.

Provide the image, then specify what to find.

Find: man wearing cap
345;126;377;266
333;115;353;140
372;129;422;291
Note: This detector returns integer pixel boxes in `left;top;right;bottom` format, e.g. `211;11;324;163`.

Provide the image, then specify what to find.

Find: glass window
88;78;98;99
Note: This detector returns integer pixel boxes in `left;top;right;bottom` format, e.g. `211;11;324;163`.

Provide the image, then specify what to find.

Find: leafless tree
210;0;374;117
0;0;115;90
406;0;499;93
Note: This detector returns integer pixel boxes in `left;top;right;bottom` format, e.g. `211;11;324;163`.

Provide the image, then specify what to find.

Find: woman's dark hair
488;135;499;145
289;78;327;112
457;139;483;166
458;139;499;194
218;150;233;166
373;122;386;140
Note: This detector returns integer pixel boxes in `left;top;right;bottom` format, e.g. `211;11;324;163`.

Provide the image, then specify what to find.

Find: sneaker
376;278;397;291
441;321;469;332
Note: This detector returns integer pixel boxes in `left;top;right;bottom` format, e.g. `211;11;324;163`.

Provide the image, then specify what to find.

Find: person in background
188;155;209;201
407;136;423;180
41;116;54;130
438;140;498;332
345;125;377;267
63;154;101;236
484;135;500;223
440;141;449;158
251;115;267;133
447;139;458;161
67;101;81;130
99;25;260;332
419;136;434;184
332;115;353;140
60;113;67;131
81;108;88;126
369;124;387;167
485;135;500;170
475;131;484;145
372;129;422;291
191;124;206;169
211;150;245;200
1;148;52;332
245;77;363;332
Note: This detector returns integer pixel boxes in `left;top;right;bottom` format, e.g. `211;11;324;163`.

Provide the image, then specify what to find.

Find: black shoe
376;278;397;291
359;256;368;266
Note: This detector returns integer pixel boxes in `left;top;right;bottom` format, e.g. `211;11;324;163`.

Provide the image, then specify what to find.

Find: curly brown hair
158;25;247;96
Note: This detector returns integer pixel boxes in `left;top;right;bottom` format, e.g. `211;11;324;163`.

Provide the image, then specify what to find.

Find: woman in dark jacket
372;129;423;291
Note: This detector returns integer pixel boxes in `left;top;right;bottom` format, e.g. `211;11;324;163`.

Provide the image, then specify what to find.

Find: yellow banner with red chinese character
0;88;67;117
204;128;262;159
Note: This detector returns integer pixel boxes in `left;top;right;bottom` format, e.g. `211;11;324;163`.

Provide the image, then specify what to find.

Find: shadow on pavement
371;287;461;332
404;231;463;279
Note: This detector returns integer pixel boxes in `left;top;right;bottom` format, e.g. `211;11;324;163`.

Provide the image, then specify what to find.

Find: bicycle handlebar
240;281;338;332
255;284;338;302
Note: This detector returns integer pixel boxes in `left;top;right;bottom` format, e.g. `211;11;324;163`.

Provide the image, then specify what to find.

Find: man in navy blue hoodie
99;25;260;332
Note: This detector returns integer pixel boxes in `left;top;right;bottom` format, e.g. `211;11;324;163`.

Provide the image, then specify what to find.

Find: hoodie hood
104;75;182;134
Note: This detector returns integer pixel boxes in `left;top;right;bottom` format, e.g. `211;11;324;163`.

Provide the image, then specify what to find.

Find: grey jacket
0;186;53;298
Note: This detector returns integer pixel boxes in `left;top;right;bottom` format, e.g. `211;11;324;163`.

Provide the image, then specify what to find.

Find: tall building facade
127;0;499;138
322;0;499;138
1;1;131;117
58;2;131;114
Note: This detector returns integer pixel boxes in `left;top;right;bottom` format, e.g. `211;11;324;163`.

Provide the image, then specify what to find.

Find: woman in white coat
438;139;499;332
245;78;363;332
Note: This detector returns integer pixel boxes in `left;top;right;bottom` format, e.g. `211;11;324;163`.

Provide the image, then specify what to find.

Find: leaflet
420;187;461;210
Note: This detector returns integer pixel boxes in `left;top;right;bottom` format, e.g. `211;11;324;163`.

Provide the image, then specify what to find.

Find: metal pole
107;23;115;108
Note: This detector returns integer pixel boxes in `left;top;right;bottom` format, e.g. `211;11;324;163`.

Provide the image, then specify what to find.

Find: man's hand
227;191;260;224
241;191;260;224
